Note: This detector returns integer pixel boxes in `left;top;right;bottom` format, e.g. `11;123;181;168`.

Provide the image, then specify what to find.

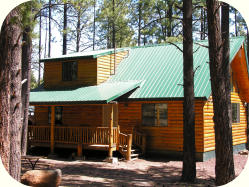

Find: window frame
62;61;78;81
142;103;168;127
231;103;240;123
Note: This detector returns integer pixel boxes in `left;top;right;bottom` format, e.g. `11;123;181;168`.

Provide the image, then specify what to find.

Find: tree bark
206;1;235;185
21;26;31;156
93;0;96;50
167;0;173;37
112;0;116;49
63;3;68;55
48;0;52;57
234;9;237;36
181;0;196;182
138;1;142;46
0;7;22;181
0;7;12;173
76;8;81;52
38;5;42;86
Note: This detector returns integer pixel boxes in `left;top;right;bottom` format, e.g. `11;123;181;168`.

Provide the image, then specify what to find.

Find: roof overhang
29;81;141;106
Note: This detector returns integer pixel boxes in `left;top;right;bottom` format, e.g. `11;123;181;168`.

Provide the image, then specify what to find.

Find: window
62;61;77;81
48;106;63;125
232;103;240;123
142;103;168;126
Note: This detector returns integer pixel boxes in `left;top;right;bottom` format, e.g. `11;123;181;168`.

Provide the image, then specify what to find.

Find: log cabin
29;37;249;161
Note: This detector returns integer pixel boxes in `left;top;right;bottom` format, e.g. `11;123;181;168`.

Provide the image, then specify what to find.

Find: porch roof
29;81;141;105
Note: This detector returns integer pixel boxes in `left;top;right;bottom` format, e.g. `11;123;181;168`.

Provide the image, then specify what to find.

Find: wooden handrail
28;126;118;145
133;130;146;154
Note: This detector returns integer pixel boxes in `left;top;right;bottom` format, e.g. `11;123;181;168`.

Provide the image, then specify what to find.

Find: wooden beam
77;144;82;157
50;106;55;154
108;104;114;157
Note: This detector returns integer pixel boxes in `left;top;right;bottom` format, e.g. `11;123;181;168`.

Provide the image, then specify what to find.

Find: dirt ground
21;149;248;187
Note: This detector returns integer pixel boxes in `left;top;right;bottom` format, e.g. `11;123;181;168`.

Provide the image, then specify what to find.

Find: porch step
131;153;139;157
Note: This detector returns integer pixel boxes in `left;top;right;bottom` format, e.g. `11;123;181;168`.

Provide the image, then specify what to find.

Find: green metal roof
30;81;141;105
108;37;245;100
41;48;127;62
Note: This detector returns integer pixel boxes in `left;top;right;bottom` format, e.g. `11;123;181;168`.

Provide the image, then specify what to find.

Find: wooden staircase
118;129;146;161
120;145;142;160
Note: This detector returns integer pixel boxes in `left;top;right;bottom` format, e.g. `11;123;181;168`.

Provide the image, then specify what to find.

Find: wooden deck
28;125;146;160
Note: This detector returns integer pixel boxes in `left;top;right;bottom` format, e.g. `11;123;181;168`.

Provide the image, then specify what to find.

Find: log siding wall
118;101;205;153
97;51;128;84
34;105;102;127
203;92;247;152
44;58;97;89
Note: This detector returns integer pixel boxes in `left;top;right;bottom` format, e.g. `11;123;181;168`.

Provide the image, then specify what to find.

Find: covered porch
29;81;145;160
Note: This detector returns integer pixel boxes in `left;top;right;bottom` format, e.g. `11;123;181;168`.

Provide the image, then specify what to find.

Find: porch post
50;106;55;154
108;104;114;157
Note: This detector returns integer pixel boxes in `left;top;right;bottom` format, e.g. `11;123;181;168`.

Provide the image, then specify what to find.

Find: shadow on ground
24;147;216;186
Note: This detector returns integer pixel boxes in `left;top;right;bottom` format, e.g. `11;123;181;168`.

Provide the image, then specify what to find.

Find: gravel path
21;152;248;186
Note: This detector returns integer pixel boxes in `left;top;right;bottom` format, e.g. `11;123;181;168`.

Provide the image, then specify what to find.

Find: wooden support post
116;125;120;151
77;144;82;157
127;134;132;161
142;135;146;154
50;106;55;154
108;104;114;157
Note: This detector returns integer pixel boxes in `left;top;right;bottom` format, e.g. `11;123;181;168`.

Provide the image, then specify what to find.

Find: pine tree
181;0;196;182
206;0;235;185
0;7;22;181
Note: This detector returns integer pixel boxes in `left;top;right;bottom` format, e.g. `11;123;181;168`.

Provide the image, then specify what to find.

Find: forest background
4;0;248;87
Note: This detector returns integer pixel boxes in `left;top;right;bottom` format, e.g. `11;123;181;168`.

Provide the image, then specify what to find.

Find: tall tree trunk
0;7;22;181
206;1;235;185
181;0;196;182
167;0;173;37
93;0;96;50
138;1;142;46
0;8;12;173
203;9;206;40
112;0;115;49
76;9;81;52
234;9;237;36
201;7;204;40
21;26;31;156
48;0;52;57
38;4;42;86
63;3;68;55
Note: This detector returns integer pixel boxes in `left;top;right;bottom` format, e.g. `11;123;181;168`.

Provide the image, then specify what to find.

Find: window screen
142;103;168;126
62;61;77;81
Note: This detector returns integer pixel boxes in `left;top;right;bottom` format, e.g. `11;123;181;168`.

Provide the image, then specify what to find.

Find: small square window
232;103;240;123
62;61;77;81
142;103;168;127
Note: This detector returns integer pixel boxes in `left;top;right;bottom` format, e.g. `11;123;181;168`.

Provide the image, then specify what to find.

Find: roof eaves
93;48;128;58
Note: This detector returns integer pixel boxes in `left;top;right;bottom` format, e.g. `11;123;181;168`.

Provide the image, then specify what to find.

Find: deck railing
28;126;50;143
133;130;146;154
28;125;140;160
119;132;132;160
28;126;118;145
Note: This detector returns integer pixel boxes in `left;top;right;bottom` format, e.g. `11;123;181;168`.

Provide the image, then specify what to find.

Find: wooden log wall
203;49;248;152
97;51;128;84
203;92;247;152
34;105;102;127
44;58;97;89
118;100;205;153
